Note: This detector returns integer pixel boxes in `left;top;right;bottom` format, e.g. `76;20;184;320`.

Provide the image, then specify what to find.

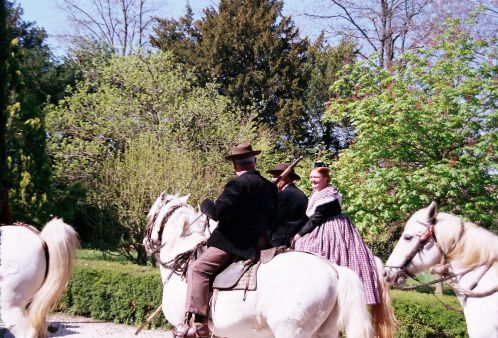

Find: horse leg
314;305;340;338
0;303;35;338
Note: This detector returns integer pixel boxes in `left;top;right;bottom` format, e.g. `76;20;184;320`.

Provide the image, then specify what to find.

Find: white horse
144;192;393;338
0;218;79;338
384;202;498;338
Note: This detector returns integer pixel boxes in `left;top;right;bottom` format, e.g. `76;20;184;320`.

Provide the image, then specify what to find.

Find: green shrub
58;261;468;336
57;260;168;329
391;290;468;338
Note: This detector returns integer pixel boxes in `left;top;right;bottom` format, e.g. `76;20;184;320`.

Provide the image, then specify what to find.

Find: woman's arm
297;199;342;236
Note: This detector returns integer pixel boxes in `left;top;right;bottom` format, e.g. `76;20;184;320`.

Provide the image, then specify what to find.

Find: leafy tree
326;20;497;252
46;52;273;264
2;2;77;224
0;0;11;223
303;35;357;152
152;0;310;145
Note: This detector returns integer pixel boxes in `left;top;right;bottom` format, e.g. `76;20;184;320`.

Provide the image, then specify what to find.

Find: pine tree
152;0;309;145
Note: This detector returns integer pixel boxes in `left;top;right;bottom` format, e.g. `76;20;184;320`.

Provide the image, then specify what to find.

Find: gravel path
46;313;173;338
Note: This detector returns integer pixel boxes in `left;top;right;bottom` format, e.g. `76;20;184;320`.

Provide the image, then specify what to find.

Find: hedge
57;260;169;328
57;260;468;337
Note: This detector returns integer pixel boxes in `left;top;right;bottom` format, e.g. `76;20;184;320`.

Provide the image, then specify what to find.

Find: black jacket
201;170;278;260
269;183;308;247
298;199;342;236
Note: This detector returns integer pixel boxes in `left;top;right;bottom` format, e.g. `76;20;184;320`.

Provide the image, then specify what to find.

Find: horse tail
26;218;79;338
371;257;394;338
336;265;373;338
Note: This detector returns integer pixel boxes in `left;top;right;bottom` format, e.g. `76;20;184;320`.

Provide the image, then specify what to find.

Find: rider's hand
291;233;302;247
200;198;213;215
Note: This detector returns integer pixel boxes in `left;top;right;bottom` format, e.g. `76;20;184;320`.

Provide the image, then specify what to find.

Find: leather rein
387;219;498;298
144;202;211;280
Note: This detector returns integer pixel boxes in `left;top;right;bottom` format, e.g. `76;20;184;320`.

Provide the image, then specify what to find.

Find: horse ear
426;201;437;222
179;194;190;204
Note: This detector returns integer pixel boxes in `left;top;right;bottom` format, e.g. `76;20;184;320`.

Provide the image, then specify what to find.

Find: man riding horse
173;143;278;338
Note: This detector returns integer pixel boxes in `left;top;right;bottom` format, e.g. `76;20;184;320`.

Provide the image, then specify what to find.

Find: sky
16;0;328;57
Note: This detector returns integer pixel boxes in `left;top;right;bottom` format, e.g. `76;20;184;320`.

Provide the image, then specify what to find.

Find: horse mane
436;212;498;269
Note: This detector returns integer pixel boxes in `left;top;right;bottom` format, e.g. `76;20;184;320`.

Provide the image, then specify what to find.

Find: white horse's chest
452;265;498;338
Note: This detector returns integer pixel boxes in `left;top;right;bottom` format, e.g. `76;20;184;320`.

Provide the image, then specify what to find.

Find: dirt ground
0;313;172;338
47;313;173;338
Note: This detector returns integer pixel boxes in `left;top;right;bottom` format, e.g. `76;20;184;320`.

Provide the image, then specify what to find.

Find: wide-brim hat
267;163;301;181
224;143;262;160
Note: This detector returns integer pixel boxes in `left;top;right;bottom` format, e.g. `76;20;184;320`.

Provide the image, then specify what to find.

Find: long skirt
295;214;381;304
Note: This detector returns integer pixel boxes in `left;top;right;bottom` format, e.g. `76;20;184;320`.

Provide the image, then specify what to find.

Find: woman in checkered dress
292;165;381;305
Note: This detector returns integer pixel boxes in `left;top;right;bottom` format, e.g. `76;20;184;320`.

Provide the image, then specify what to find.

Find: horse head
144;193;213;262
384;202;443;285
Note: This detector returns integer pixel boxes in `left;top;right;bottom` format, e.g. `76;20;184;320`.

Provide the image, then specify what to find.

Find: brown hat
224;143;262;160
267;163;301;181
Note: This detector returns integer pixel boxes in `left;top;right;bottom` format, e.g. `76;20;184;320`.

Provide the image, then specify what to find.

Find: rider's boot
173;313;210;338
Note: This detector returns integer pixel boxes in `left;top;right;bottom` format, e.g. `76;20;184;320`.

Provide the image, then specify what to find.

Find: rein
144;201;212;277
159;241;207;278
389;218;498;299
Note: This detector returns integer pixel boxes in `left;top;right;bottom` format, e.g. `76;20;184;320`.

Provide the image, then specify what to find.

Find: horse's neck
448;262;497;298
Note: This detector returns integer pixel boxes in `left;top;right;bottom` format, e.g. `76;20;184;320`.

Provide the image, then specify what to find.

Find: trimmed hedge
57;260;169;328
57;260;468;336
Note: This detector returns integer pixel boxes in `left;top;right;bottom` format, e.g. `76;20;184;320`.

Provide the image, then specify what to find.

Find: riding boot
173;313;210;338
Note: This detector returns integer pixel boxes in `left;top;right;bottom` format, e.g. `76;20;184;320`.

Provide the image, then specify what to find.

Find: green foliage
3;2;77;225
303;37;357;151
152;0;310;145
46;51;273;263
325;20;498;247
391;290;468;337
58;262;168;328
0;0;12;223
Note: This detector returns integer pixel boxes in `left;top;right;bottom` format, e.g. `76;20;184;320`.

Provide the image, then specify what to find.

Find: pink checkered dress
295;186;381;304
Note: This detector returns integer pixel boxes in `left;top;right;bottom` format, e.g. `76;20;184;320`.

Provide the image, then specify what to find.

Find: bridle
144;201;212;277
387;218;498;300
385;221;442;278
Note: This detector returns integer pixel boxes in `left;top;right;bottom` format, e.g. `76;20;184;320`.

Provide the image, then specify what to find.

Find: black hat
314;160;327;168
267;163;301;181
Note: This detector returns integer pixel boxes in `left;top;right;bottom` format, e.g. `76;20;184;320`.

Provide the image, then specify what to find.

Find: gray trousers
186;246;233;316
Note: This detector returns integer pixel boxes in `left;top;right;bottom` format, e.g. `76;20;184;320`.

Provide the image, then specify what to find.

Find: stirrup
173;320;210;338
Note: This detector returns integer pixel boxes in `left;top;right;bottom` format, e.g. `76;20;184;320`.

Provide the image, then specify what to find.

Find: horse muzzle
383;266;408;286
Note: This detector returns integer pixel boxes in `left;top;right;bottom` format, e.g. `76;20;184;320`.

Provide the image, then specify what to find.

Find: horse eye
404;234;413;241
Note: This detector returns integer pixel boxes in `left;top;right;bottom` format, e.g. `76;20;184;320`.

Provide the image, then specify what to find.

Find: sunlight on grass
75;249;157;274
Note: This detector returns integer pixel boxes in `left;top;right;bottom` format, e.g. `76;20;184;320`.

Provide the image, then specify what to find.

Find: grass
402;271;456;296
76;249;157;274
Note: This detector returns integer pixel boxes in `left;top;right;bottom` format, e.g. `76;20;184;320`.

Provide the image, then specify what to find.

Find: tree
302;35;357;151
46;52;273;264
305;0;497;69
59;0;158;55
0;0;11;223
152;0;310;145
1;2;76;224
325;20;497;252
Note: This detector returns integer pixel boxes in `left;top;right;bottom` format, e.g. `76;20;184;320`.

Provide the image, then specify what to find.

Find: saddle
212;246;287;291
